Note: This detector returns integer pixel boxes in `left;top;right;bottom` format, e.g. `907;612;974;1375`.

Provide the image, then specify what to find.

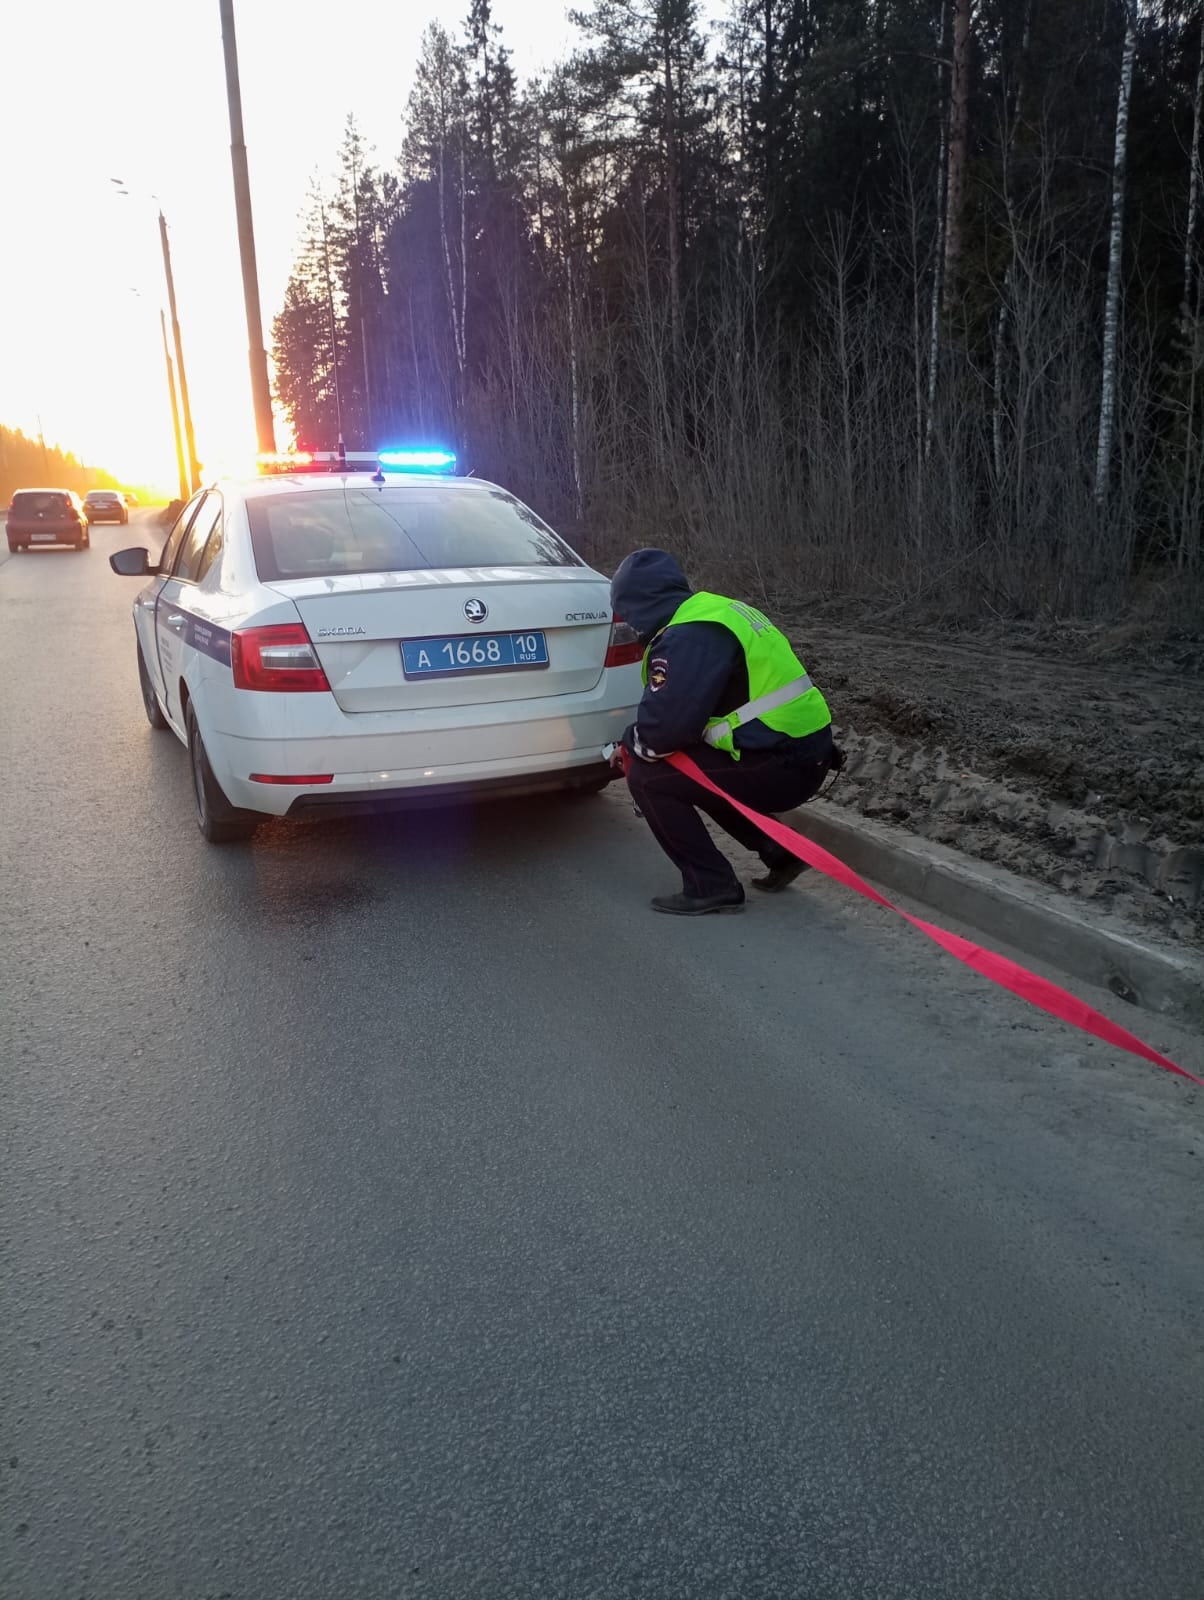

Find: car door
134;494;200;708
155;492;223;730
152;492;210;728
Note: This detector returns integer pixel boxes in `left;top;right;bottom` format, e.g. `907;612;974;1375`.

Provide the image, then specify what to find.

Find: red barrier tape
665;751;1201;1087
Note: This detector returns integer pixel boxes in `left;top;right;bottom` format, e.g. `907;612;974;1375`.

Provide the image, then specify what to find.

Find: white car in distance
109;451;643;842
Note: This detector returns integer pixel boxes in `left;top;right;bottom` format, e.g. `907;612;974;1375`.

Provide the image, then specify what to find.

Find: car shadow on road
219;792;617;930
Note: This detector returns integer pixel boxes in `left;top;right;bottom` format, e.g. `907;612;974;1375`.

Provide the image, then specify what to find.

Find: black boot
651;886;746;915
751;857;810;893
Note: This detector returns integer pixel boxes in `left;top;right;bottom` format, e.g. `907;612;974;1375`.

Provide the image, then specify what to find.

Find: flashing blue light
377;448;457;473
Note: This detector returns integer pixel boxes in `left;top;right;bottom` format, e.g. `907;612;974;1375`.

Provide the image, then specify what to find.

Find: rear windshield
246;485;581;581
12;492;70;513
86;491;119;500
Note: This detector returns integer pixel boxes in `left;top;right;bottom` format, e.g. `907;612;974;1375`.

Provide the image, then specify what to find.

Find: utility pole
111;178;200;491
36;415;50;476
219;0;276;454
160;309;189;501
159;211;201;491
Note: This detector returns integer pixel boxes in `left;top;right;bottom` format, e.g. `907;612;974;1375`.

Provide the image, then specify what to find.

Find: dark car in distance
84;490;129;525
6;489;90;551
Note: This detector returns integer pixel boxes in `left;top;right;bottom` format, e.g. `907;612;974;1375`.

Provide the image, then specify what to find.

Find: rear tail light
231;623;331;692
605;616;644;669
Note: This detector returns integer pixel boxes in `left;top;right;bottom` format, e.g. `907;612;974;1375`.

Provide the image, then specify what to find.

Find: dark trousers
626;744;831;897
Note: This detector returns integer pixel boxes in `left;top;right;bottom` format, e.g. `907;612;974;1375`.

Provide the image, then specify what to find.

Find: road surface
2;511;1202;1599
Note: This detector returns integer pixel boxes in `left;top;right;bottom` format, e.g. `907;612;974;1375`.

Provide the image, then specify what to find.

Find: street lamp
111;180;200;494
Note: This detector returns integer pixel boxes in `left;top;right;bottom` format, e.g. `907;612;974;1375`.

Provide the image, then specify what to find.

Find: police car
110;449;643;842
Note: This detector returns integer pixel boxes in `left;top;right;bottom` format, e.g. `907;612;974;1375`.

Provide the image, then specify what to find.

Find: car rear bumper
205;698;633;817
284;761;616;818
9;525;83;543
196;663;639;817
220;741;623;817
86;510;124;522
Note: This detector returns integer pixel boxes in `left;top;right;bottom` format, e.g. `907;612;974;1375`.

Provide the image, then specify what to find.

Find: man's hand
608;729;665;768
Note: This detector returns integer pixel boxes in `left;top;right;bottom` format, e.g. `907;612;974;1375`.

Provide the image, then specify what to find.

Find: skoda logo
463;597;488;624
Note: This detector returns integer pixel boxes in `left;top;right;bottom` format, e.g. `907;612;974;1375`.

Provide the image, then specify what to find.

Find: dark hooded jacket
609;548;832;761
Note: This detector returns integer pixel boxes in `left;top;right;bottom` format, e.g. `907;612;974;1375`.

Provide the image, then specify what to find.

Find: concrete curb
789;800;1204;1028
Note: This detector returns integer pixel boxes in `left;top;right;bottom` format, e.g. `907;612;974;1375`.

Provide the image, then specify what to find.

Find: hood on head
610;548;692;642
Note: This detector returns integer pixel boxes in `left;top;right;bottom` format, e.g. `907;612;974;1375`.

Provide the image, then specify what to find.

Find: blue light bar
377;448;457;474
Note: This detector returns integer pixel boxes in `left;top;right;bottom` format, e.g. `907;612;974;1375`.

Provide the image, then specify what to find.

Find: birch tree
1093;0;1138;503
534;68;599;522
1176;4;1204;565
942;0;974;299
1185;7;1204;317
405;26;470;405
925;0;950;459
990;0;1034;485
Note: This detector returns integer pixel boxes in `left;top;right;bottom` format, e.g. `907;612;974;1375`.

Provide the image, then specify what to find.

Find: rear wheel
136;641;169;730
77;526;90;550
186;702;258;844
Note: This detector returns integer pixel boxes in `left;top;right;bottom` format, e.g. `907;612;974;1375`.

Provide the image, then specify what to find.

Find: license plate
401;630;549;677
32;532;56;542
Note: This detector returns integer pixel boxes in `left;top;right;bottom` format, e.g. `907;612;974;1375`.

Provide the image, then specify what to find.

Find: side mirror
109;546;158;577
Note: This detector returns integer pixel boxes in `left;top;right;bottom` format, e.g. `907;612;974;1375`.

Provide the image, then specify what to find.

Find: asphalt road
2;511;1202;1600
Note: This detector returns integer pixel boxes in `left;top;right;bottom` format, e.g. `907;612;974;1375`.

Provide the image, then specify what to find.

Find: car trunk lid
265;567;615;713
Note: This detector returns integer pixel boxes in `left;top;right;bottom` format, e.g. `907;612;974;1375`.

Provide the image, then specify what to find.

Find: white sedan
110;457;643;842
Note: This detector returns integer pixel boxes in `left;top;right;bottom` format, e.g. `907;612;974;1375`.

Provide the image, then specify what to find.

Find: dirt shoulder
776;608;1204;948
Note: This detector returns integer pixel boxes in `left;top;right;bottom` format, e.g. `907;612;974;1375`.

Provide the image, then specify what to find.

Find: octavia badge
463;598;488;624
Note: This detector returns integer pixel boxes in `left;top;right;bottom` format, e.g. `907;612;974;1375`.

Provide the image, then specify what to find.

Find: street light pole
158;210;201;492
160;309;189;501
219;0;276;455
110;178;201;492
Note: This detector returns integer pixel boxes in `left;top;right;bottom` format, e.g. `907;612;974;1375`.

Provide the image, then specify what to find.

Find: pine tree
571;0;713;355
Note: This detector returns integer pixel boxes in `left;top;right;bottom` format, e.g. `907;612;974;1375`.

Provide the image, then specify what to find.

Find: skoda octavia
109;451;643;842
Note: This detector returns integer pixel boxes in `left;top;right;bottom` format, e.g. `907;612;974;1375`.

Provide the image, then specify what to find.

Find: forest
271;0;1204;624
0;426;128;507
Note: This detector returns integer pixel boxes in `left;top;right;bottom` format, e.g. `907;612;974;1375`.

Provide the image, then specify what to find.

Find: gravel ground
777;609;1204;947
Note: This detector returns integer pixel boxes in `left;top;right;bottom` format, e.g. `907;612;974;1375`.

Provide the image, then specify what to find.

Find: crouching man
610;548;836;915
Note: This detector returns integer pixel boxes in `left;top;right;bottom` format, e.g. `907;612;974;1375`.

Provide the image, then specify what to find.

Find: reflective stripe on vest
702;674;815;747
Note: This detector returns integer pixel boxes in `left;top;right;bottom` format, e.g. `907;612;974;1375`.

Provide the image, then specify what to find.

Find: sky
0;0;587;494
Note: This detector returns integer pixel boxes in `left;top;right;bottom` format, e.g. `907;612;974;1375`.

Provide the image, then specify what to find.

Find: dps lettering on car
184;616;232;666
